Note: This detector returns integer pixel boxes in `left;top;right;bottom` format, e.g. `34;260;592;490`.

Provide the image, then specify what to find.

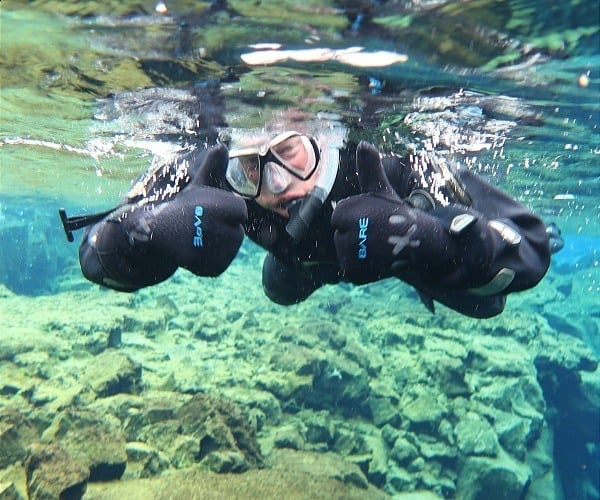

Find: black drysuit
78;142;552;318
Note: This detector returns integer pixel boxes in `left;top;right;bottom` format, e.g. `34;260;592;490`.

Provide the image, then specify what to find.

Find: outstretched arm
79;145;247;291
332;142;551;317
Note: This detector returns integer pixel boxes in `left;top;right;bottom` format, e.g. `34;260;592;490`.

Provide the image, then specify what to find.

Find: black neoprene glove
80;144;247;290
331;142;491;286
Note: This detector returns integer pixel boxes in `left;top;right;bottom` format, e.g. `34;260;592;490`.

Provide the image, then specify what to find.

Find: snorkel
284;114;346;242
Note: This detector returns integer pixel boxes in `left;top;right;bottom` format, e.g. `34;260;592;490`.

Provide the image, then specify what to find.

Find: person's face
228;133;320;217
254;135;320;217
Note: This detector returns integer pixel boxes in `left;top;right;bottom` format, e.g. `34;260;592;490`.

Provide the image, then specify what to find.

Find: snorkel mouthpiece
285;187;326;242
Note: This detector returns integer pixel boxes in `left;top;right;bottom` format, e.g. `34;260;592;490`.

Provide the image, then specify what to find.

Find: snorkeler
61;126;563;318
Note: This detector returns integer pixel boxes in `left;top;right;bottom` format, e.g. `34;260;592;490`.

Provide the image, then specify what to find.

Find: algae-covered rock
272;423;306;451
135;422;199;469
494;412;532;461
269;448;370;490
386;464;415;492
352;433;389;488
40;408;127;481
264;345;370;414
473;375;545;424
525;423;559;500
332;426;360;456
343;341;384;376
82;349;142;397
367;395;400;428
402;391;447;429
0;423;28;470
175;393;264;472
454;412;499;457
308;355;370;413
0;481;21;500
0;464;27;500
25;443;89;500
221;387;283;426
0;409;39;469
123;441;170;480
297;409;333;445
456;451;531;500
390;435;419;466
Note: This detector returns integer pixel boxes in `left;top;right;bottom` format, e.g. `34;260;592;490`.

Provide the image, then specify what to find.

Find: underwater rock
193;319;223;342
0;464;27;500
123;441;170;479
269;344;327;375
367;395;399;428
343;341;384;376
30;380;91;413
466;336;534;378
456;451;531;500
525;422;559;500
123;309;166;335
0;423;27;470
299;410;334;445
255;370;313;402
534;333;598;375
25;443;89;500
350;433;389;488
472;376;545;433
82;349;142;397
308;355;371;414
454;412;499;457
494;412;532;461
0;480;21;500
272;423;306;451
40;408;127;481
221;388;283;426
420;351;470;397
265;345;370;414
201;450;249;473
332;427;359;456
401;391;447;429
269;448;369;490
0;409;39;469
135;422;199;470
533;336;600;500
417;437;458;462
0;330;37;362
87;391;189;442
390;435;419;466
175;393;264;472
386;464;415;492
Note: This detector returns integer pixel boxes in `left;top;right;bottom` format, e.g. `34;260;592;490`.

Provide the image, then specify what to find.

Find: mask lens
263;162;292;194
270;135;317;179
226;155;261;197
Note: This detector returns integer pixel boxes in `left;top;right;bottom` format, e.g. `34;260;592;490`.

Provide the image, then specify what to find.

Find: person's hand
126;144;247;277
83;145;247;289
332;141;424;285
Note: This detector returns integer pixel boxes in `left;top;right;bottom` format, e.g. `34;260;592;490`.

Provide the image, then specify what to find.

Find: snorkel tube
285;115;346;242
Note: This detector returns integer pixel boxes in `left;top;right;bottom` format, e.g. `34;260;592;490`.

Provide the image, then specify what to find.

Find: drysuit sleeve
79;145;247;291
332;142;551;317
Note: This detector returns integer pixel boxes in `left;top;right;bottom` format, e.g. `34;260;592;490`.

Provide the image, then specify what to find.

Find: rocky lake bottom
0;241;598;499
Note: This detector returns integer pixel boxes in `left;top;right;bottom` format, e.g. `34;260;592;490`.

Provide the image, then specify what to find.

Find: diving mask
226;131;320;198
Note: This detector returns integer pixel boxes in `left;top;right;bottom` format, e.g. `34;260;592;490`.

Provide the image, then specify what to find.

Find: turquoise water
0;1;599;498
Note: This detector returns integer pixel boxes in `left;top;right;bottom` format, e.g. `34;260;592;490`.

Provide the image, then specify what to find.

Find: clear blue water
0;1;598;498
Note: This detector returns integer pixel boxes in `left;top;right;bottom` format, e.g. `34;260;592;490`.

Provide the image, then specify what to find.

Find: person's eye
274;138;301;158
